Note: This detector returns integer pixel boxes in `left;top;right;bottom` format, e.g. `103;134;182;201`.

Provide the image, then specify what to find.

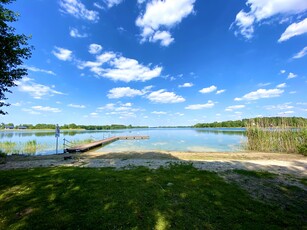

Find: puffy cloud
280;70;286;74
216;89;225;94
107;87;144;99
147;89;185;103
185;100;215;110
276;83;286;88
32;106;61;113
287;72;297;79
199;85;217;94
59;0;99;22
151;111;167;115
104;57;162;82
232;10;255;39
79;50;162;82
89;44;103;54
293;46;307;59
22;108;41;115
179;82;193;88
104;0;124;8
232;0;307;40
278;18;307;42
68;104;86;108
136;0;195;46
265;103;294;110
151;30;174;46
235;88;284;101
24;65;56;76
52;47;72;61
69;28;88;38
16;77;64;99
225;105;245;111
98;102;140;118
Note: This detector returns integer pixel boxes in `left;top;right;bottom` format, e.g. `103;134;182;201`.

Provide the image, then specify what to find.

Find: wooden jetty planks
65;136;149;153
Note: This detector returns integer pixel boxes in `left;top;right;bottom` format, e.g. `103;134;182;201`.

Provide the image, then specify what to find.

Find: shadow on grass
0;163;306;229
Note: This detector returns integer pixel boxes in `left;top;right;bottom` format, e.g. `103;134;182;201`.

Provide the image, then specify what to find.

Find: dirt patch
220;171;307;214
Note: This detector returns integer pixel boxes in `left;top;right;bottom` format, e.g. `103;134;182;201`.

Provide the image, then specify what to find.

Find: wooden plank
65;137;119;153
65;136;149;153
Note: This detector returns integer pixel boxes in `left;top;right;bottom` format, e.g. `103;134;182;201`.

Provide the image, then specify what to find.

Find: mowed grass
0;164;305;229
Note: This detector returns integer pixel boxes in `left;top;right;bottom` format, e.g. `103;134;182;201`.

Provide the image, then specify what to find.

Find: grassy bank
0;164;306;229
245;118;307;155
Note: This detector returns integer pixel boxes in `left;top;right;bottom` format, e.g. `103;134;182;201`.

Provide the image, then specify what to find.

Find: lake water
0;128;247;155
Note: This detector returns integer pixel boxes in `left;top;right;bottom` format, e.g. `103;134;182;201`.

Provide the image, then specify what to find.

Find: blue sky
2;0;307;126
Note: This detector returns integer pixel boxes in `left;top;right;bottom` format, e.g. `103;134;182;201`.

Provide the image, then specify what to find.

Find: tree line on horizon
194;117;307;128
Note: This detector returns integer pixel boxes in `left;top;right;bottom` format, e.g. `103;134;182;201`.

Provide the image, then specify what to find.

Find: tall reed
0;140;46;155
245;117;307;155
0;141;17;154
24;140;38;154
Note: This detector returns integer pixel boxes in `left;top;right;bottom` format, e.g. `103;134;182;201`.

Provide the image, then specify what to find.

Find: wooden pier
65;136;149;153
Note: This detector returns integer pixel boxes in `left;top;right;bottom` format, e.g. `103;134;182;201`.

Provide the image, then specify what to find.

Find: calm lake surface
0;128;246;155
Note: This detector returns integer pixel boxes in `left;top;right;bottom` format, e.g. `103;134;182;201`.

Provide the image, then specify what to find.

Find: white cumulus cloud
147;89;185;103
107;87;144;99
16;77;64;99
287;72;297;79
185;100;215;110
104;0;124;8
179;82;193;88
225;105;245;111
279;18;307;42
59;0;99;22
199;85;217;94
235;88;284;101
136;0;196;46
70;28;88;38
89;44;103;54
232;0;307;40
216;89;225;94
32;106;61;113
79;49;162;82
52;47;72;61
276;83;286;88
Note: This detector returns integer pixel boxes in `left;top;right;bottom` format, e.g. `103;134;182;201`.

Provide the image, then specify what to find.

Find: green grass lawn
0;164;306;229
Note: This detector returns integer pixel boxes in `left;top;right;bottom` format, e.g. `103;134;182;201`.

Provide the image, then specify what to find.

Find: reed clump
245;117;307;155
24;140;38;154
0;141;17;154
0;140;46;155
71;138;95;146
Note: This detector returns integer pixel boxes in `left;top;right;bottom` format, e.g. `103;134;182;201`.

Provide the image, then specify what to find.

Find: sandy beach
1;151;306;177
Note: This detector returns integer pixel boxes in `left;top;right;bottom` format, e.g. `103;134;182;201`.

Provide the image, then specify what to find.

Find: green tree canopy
0;0;32;115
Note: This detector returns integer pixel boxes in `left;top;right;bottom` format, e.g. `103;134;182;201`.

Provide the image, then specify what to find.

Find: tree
0;0;32;115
